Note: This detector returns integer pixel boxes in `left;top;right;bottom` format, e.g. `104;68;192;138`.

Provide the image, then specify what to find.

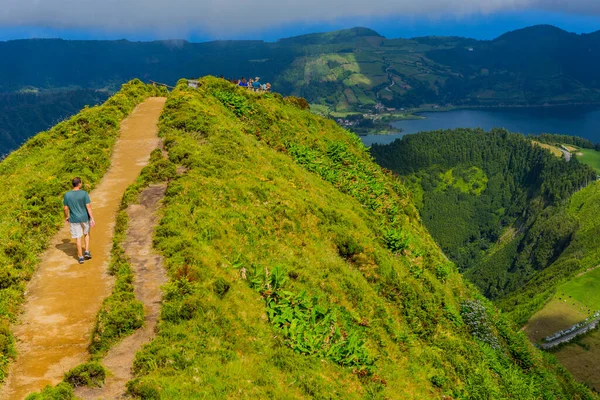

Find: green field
439;166;488;195
575;148;600;173
555;330;600;391
557;267;600;311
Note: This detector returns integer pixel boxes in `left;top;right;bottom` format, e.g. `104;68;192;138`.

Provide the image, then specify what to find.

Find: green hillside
120;78;592;398
0;80;165;381
4;77;597;399
500;181;600;324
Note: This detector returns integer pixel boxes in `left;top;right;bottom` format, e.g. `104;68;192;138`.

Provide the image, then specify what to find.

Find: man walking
63;177;95;264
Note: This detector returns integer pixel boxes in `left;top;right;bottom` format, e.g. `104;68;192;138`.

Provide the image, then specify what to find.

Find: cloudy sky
1;0;599;41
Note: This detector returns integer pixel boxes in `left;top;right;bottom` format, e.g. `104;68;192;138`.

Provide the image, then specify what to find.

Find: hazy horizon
1;20;599;44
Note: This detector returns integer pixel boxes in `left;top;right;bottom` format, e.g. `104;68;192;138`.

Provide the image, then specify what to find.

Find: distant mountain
2;25;600;116
278;27;382;45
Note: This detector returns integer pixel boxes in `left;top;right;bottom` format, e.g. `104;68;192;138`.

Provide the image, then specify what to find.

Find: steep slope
118;77;593;398
501;181;600;324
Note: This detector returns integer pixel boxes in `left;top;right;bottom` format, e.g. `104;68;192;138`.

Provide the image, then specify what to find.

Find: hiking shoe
78;257;85;264
84;251;92;260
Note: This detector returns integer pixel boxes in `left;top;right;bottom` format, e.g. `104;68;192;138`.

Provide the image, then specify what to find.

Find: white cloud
0;0;597;37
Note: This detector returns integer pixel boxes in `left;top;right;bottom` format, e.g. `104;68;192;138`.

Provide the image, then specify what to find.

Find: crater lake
361;106;600;146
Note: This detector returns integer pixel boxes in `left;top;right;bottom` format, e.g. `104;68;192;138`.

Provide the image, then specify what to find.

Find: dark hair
72;177;82;187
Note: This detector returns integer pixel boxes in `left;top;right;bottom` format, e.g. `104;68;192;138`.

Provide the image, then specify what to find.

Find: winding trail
1;97;166;400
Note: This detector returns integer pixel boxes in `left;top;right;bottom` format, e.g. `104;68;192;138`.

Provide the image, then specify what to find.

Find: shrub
213;278;231;299
213;89;254;118
24;382;74;400
384;229;410;254
435;263;452;282
461;300;500;349
63;362;106;388
126;379;161;399
334;233;364;260
284;96;310;110
247;265;373;373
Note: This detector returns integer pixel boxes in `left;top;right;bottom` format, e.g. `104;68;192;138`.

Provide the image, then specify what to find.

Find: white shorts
70;222;90;239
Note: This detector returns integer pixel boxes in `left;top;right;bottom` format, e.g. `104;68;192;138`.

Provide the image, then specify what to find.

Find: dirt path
1;97;166;400
76;184;167;399
576;265;600;278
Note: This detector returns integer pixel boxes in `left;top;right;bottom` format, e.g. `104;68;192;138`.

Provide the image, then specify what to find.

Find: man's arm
64;205;70;223
86;203;95;226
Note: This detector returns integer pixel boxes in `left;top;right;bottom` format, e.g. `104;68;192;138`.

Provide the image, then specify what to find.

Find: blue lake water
360;106;600;146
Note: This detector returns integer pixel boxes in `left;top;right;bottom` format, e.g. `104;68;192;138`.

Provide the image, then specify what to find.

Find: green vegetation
121;77;593;398
576;149;600;173
0;80;166;381
63;362;106;388
0;89;109;156
90;207;144;357
371;129;596;300
559;268;600;310
24;383;74;400
535;133;600;173
25;362;107;399
439;166;488;195
501;182;600;324
90;149;176;358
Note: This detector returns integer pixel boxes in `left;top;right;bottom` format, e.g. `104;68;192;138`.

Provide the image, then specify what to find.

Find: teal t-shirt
63;190;91;223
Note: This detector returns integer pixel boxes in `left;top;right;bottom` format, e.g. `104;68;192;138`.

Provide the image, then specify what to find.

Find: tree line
0;89;108;156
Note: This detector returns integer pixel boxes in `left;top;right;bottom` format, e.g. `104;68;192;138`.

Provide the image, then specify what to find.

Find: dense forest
371;128;597;300
0;89;108;156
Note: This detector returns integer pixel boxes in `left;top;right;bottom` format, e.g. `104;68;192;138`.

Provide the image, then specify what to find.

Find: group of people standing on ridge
230;76;271;92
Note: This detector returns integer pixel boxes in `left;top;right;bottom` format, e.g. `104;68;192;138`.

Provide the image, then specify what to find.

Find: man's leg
84;232;90;253
76;237;83;258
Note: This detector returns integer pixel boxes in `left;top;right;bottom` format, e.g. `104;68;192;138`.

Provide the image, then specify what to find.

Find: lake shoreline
355;103;600;136
360;105;600;146
410;101;600;114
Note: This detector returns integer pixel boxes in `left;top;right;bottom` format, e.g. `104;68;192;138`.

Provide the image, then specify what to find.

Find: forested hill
0;89;109;156
4;77;595;398
371;129;596;314
2;25;600;110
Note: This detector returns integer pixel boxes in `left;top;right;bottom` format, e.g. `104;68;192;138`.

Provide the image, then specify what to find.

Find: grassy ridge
0;80;166;381
125;77;593;399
